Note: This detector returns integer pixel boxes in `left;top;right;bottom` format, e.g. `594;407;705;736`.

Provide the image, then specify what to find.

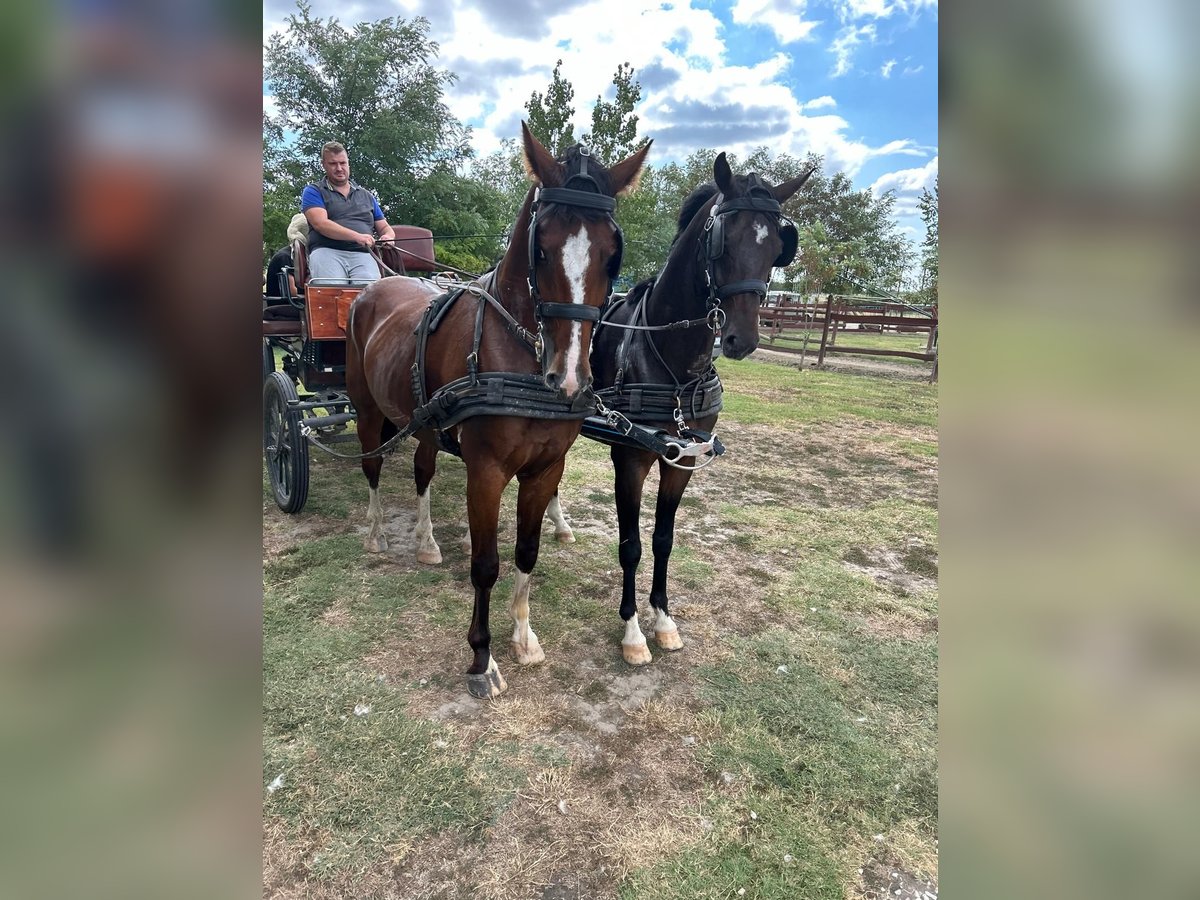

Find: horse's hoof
365;535;389;553
416;546;442;565
623;641;653;666
511;639;546;666
555;530;576;544
466;667;508;699
655;628;684;652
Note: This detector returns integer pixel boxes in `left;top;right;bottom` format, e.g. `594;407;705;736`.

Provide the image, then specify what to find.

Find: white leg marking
509;570;545;665
481;654;508;696
654;608;684;651
546;493;575;543
622;615;653;666
560;225;591;395
754;221;769;244
414;489;442;564
365;487;388;552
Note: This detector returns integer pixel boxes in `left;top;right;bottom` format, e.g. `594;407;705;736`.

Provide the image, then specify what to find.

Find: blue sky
265;0;937;240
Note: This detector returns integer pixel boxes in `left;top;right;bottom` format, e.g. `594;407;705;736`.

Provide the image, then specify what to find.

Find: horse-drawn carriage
263;126;811;697
262;225;439;512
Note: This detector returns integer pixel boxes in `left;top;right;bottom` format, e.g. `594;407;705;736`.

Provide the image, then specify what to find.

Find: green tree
262;113;307;262
917;177;938;305
524;59;576;156
611;165;676;285
263;2;472;249
583;62;647;161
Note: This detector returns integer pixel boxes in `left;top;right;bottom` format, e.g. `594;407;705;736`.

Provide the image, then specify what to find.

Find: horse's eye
536;247;547;262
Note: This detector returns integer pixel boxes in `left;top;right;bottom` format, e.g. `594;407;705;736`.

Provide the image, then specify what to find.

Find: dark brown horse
590;153;813;664
346;123;650;698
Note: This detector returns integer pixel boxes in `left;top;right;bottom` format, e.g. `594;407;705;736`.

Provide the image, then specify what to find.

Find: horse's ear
713;152;733;194
608;140;653;197
521;121;559;186
773;164;816;203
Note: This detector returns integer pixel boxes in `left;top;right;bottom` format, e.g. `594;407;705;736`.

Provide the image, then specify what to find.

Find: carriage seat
289;225;436;293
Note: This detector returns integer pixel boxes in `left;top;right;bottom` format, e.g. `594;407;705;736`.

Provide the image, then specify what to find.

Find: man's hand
354;232;375;249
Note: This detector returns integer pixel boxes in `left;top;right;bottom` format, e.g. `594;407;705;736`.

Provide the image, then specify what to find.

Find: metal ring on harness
707;306;727;332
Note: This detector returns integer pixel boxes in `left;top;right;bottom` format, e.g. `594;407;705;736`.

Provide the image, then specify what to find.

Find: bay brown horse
346;123;650;698
590;153;813;664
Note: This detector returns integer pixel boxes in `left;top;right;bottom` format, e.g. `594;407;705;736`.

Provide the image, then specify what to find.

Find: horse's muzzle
721;333;757;360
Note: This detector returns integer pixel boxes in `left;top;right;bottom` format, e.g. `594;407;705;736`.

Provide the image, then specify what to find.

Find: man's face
322;151;350;186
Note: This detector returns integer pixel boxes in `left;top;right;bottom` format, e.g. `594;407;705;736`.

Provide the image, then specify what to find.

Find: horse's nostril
544;371;564;390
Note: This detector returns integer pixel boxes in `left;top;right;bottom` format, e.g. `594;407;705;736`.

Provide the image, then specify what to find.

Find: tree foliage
916;177;938;304
524;59;576;156
262;9;920;289
583;62;648;161
263;2;475;259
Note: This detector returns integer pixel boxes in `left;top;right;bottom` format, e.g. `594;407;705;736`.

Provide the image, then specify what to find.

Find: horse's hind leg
509;461;564;666
413;439;442;564
359;410;393;554
545;490;575;543
647;461;695;652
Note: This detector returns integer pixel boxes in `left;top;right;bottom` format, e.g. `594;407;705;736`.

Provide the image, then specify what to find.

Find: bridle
701;174;798;331
525;147;623;359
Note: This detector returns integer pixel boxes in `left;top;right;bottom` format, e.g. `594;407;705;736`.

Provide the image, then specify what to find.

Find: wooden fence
758;294;938;380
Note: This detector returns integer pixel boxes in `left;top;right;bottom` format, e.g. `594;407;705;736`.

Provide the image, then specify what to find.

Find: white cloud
731;0;822;45
838;0;894;21
868;155;938;218
829;23;877;77
902;64;925;76
263;0;936;209
838;0;938;21
881;59;896;78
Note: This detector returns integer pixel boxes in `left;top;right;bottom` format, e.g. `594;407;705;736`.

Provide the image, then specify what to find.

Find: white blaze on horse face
560;225;591;394
754;221;769;244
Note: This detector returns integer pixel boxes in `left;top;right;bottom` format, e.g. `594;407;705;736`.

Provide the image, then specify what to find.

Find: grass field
263;357;938;899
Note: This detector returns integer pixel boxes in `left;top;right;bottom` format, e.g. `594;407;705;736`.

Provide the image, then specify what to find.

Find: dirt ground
750;346;935;380
263;357;937;900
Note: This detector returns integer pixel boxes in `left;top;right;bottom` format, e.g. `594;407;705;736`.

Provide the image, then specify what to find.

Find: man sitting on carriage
301;140;395;284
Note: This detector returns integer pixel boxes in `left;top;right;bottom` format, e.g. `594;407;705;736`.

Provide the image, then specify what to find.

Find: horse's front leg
647;460;696;652
509;461;565;665
612;445;656;665
465;462;509;700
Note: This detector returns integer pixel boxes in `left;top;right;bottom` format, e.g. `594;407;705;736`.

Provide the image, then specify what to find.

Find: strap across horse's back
411;284;469;413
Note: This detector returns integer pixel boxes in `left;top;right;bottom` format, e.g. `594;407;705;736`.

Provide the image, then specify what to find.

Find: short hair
321;141;347;159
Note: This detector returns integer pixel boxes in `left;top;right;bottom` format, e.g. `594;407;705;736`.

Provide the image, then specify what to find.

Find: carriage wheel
263;371;310;513
263;339;275;381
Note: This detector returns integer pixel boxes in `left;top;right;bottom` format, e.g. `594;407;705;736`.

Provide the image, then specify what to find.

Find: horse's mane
673;183;719;244
623;275;657;305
